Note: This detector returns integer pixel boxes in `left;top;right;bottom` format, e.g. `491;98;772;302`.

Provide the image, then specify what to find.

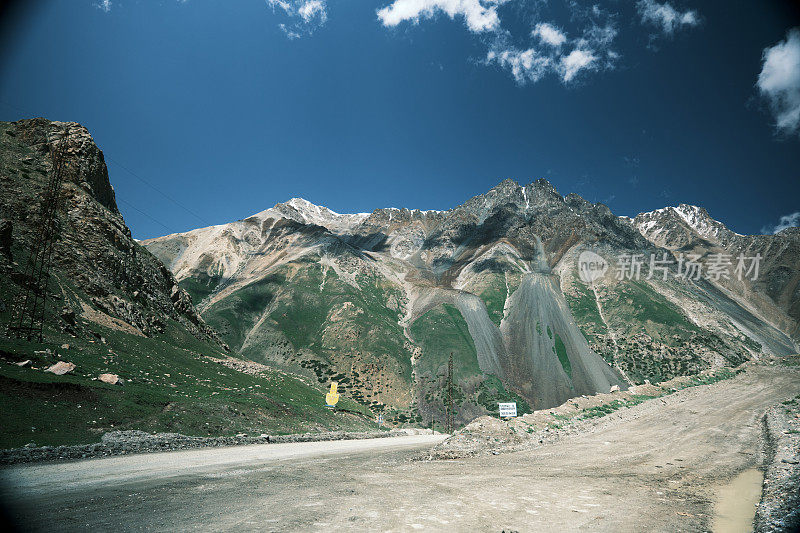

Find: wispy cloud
484;18;618;85
636;0;699;36
485;47;552;84
95;0;112;13
623;156;640;167
377;0;602;84
94;0;191;14
267;0;328;39
761;212;800;234
757;28;800;136
376;1;694;86
559;48;597;82
532;22;567;48
377;0;507;33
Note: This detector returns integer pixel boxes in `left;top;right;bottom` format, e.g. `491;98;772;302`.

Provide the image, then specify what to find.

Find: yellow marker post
325;382;339;408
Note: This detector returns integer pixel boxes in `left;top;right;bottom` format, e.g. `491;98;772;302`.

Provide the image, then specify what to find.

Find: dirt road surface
2;365;798;532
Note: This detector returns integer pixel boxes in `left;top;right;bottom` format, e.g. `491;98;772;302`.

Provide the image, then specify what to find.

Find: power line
105;155;213;227
1;99;214;229
117;197;177;235
446;352;454;434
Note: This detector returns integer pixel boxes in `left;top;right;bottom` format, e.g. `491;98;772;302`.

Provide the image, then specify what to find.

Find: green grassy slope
476;275;510;327
409;303;530;427
0;315;374;448
178;271;224;309
199;260;412;418
0;228;374;450
564;272;750;385
564;282;608;345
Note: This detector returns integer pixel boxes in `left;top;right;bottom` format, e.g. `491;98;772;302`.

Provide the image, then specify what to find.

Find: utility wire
0;99;32;117
1;99;214;229
105;155;214;227
117;197;176;235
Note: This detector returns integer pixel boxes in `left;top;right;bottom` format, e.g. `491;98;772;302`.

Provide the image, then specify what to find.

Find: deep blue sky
1;0;798;239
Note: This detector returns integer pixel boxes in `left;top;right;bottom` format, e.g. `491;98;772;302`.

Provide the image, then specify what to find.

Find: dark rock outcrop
0;118;224;346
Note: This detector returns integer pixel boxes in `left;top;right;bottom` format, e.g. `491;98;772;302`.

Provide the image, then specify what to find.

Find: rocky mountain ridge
634;202;800;338
0;118;220;343
144;178;799;426
0;118;383;448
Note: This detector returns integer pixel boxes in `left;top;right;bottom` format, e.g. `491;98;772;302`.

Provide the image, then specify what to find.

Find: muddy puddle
712;468;763;533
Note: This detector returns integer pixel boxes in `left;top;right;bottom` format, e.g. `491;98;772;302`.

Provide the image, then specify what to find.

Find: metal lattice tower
7;128;69;343
117;243;137;291
445;352;454;434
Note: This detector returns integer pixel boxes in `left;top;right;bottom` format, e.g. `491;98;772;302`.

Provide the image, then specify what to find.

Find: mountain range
0;118;378;448
2;118;797;438
143;178;800;426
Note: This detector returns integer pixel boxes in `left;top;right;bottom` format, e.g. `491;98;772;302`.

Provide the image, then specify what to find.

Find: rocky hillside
634;204;800;339
0;119;378;448
143;178;800;428
0;118;220;343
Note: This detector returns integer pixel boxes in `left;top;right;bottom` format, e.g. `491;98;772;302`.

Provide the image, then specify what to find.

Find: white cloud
270;0;291;11
374;0;694;86
376;0;507;33
487;43;610;85
297;0;326;22
637;0;698;35
757;28;800;136
267;0;328;39
487;18;617;85
486;47;551;84
95;0;112;13
577;23;617;49
487;4;620;85
559;49;597;82
533;23;566;47
761;212;800;234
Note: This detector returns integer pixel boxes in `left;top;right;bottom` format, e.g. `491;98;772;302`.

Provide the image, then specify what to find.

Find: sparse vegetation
410;303;530;427
0;318;375;449
553;332;571;379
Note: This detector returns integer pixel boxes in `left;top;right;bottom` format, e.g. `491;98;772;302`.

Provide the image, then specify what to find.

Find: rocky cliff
0;119;379;449
0;118;220;343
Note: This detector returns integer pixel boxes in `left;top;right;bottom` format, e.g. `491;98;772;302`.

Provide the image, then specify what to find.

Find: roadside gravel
755;399;800;532
0;428;436;465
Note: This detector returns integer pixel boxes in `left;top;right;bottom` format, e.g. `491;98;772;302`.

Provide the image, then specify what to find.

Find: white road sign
498;402;517;418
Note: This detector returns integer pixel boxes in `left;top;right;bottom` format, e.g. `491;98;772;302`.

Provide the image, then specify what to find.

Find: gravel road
1;365;798;532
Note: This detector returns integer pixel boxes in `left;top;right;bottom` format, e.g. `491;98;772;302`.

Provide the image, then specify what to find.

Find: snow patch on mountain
272;198;370;233
672;204;734;240
634;204;739;245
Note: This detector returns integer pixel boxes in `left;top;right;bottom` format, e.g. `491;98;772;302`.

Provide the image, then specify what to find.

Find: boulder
46;361;75;375
98;373;120;385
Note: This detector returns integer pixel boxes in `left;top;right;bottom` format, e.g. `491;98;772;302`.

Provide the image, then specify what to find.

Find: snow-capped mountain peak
273;197;370;233
671;204;730;240
634;203;736;247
